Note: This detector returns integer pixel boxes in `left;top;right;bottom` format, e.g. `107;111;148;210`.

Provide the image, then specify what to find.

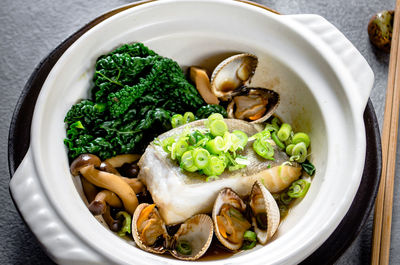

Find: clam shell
212;188;247;251
249;180;280;244
227;87;280;123
169;214;214;261
210;53;258;100
132;203;169;254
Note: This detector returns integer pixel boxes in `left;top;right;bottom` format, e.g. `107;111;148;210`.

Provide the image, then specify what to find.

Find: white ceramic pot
10;0;374;264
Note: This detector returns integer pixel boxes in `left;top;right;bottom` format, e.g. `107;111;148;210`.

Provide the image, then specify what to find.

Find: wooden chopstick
371;1;400;264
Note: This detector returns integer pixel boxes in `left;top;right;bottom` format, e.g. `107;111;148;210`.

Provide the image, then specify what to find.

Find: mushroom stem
81;176;98;203
102;205;122;232
88;190;123;216
80;165;139;215
104;154;141;168
189;67;220;105
122;177;145;194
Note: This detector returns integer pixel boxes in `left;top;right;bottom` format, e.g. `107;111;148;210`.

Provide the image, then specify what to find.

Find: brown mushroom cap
70;154;101;176
99;161;121;176
88;190;123;216
79;165;139;215
104;154;140;168
103;205;122;232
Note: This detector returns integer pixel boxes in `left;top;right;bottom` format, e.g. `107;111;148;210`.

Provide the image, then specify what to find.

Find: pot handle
287;14;374;111
9;149;105;265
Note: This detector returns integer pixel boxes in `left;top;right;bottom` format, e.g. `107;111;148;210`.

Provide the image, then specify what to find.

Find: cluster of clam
190;53;280;123
132;180;280;260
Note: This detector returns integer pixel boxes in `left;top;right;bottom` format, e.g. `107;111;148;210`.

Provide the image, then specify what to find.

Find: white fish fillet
138;119;301;225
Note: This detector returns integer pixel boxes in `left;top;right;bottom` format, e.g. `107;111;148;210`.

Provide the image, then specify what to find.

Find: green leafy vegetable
64;43;208;160
302;159;316;176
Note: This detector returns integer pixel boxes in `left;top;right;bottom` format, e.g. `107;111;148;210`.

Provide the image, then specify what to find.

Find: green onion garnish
287;179;310;198
176;240;192;255
171;114;184;128
277;123;292;142
292;132;311;148
183;112;195;124
193;148;210;169
271;131;285;149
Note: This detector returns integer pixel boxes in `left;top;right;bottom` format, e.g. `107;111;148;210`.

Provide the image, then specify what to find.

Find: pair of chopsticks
372;0;400;264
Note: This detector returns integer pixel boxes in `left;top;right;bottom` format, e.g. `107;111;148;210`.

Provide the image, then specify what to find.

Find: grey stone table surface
0;0;397;264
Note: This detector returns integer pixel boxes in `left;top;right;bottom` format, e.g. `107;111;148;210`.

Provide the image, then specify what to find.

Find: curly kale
64;43;206;160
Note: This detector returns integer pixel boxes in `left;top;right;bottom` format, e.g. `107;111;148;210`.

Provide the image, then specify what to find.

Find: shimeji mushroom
70;154;139;215
104;154;141;168
99;161;144;194
88;190;123;215
189;66;220;105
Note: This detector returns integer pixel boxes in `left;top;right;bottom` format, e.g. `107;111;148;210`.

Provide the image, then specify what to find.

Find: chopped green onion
174;138;189;158
264;123;279;132
286;144;295;156
290;142;307;163
244;230;257;242
203;156;225;176
208;113;224;123
171;114;184;128
162;137;175;152
218;153;229;168
193;148;210;169
280;192;292;205
271;131;285;149
116;211;131;237
277;123;292;141
249;130;270;141
302;159;316;176
253;139;274;160
228;164;246;171
292;132;311;148
180;150;198;172
271;117;281;127
209;119;228;137
242;240;257;250
188;130;204;145
183;112;195;124
205;136;225;155
176;240;192;255
287;179;310;198
232;130;248;149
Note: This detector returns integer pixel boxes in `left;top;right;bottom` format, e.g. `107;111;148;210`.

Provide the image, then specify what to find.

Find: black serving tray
8;1;382;264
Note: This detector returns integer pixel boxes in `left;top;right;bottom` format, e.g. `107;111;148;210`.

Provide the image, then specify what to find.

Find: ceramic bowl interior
29;0;366;264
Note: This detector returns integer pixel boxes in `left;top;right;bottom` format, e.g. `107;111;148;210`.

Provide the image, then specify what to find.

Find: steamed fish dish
65;43;315;261
138;117;302;224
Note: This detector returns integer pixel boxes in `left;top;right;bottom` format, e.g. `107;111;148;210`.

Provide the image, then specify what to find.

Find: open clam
210;53;280;123
249;180;280;244
212;188;251;251
226;87;279;123
132;203;213;260
132;203;170;254
170;214;214;261
210;53;258;100
212;181;280;250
